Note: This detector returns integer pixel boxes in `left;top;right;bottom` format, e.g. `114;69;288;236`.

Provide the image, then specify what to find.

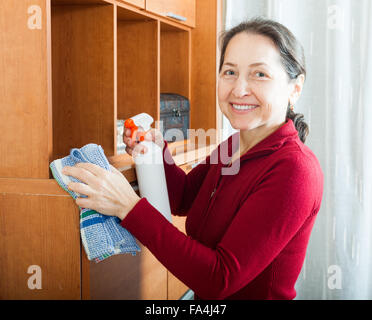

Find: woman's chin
222;110;260;131
229;119;256;131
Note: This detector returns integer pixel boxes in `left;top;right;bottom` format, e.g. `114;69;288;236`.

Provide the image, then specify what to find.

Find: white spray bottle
124;113;172;223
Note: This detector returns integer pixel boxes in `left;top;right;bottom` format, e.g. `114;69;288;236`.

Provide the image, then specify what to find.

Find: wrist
118;196;141;221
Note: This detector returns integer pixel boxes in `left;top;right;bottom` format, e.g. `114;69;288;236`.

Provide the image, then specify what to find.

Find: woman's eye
223;70;235;76
255;71;266;78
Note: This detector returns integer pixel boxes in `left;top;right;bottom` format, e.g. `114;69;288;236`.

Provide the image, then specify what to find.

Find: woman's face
218;32;301;132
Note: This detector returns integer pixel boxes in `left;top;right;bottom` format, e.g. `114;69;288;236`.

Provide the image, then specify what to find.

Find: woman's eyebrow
223;62;237;67
249;62;269;67
223;62;269;67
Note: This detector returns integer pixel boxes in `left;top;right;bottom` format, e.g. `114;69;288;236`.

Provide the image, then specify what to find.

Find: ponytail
286;105;309;143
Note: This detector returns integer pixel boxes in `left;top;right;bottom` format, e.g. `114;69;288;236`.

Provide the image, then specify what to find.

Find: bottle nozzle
124;113;153;143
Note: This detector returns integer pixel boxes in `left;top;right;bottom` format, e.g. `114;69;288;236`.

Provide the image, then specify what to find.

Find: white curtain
222;0;372;299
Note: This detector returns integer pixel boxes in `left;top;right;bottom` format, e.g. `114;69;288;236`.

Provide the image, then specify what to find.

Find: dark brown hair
219;16;309;143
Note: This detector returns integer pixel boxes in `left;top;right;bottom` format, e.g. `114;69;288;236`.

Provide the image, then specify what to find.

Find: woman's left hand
62;163;140;220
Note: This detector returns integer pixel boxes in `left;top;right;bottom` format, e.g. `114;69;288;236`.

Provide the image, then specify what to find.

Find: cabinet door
84;244;168;300
146;0;195;28
0;179;81;299
117;0;145;9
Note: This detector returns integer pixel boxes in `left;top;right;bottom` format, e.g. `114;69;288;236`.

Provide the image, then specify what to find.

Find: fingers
123;138;135;151
124;128;131;137
62;163;103;186
75;162;107;177
144;129;164;150
124;128;155;145
67;181;92;197
144;130;154;142
123;130;135;148
109;164;123;177
132;143;147;157
125;145;133;156
75;197;93;210
124;127;164;156
145;129;163;142
149;129;165;150
124;136;148;156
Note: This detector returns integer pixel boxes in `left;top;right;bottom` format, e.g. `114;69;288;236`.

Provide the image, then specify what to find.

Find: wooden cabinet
0;0;221;300
146;0;195;28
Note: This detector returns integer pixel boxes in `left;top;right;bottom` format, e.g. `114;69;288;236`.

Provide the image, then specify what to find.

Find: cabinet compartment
51;1;115;161
146;0;195;28
160;23;190;98
116;6;158;144
160;22;190;135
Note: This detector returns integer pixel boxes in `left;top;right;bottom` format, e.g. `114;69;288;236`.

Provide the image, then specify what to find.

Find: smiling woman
64;16;324;300
218;17;308;148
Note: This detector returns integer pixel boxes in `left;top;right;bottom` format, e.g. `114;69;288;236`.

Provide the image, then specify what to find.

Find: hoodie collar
220;119;299;165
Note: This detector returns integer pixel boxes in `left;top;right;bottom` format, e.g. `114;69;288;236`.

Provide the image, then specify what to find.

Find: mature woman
63;17;324;300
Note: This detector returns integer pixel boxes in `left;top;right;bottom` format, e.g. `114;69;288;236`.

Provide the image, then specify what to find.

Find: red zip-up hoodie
121;119;324;300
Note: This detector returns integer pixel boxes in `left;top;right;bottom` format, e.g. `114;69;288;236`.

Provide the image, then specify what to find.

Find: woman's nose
231;78;251;98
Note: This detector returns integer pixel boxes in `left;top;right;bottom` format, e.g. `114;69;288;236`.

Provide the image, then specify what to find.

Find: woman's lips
229;103;259;114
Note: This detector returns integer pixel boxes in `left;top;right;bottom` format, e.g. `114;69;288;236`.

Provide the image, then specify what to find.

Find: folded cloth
50;143;141;262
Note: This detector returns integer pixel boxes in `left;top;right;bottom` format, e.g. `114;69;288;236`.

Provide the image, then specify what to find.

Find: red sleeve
162;140;211;216
121;154;322;299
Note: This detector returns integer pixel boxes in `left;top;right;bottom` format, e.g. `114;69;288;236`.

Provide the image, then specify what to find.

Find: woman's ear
289;74;305;106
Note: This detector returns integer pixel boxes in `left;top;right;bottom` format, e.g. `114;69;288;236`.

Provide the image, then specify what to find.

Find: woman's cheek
218;77;233;96
261;104;273;121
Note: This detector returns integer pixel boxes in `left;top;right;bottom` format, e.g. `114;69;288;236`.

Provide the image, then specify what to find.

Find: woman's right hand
123;127;165;157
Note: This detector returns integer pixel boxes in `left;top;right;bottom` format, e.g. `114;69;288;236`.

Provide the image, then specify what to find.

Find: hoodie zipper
210;187;216;199
196;167;223;238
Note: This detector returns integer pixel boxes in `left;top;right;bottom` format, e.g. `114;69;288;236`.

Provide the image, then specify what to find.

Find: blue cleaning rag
50;143;141;263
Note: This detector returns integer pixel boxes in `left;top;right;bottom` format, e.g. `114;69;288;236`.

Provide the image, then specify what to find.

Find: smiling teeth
232;104;258;110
